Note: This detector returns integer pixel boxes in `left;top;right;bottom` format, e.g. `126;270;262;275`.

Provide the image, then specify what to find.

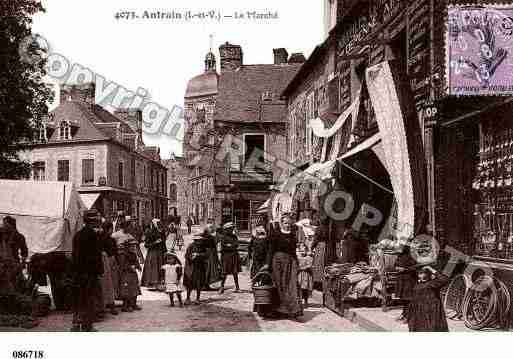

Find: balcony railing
229;167;273;184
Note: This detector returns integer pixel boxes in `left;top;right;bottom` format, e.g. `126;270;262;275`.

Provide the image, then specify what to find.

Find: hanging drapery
309;87;362;139
365;61;427;236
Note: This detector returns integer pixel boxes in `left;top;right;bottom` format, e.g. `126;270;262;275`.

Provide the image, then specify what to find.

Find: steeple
205;34;216;72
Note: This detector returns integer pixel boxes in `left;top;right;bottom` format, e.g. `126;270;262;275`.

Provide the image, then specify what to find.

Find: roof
42;100;164;166
214;64;301;124
185;70;219;98
281;42;328;98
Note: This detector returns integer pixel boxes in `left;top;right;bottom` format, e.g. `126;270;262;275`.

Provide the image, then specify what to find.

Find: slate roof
214;64;301;124
185;70;219;98
42;100;164;166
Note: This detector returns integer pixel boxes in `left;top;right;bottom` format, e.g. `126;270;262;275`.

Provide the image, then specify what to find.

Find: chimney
114;109;143;137
219;42;243;72
288;53;307;64
60;82;96;104
273;48;289;65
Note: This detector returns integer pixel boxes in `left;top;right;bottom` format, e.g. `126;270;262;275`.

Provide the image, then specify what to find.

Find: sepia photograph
1;0;513;357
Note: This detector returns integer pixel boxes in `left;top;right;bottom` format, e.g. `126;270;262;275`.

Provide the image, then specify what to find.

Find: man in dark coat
71;210;104;332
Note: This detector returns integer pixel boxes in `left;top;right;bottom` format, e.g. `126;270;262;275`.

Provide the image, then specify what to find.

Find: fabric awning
365;61;427;236
339;132;382;160
79;193;101;210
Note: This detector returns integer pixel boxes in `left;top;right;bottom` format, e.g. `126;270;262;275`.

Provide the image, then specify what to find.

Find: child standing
183;234;207;305
408;265;449;332
114;221;142;312
297;247;314;307
162;252;184;307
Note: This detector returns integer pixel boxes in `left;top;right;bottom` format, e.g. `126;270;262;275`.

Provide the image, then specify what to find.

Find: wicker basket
251;271;274;305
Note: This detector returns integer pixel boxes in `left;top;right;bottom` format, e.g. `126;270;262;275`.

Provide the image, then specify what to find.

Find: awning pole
338;160;394;195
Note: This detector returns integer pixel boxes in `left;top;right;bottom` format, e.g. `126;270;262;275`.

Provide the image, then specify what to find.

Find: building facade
183;48;219;225
25;83;168;225
212;43;303;235
282;0;513;299
163;153;188;222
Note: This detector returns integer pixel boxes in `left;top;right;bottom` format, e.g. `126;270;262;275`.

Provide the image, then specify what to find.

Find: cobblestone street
25;227;360;332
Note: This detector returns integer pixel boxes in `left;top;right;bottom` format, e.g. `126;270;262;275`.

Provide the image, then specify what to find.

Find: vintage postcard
1;1;512;357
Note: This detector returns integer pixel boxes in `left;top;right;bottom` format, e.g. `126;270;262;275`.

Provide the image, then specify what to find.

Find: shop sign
338;15;371;55
370;0;403;27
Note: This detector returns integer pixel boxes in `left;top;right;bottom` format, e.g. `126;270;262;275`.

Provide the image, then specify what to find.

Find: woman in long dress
141;219;166;290
99;221;118;315
203;222;221;290
263;213;303;319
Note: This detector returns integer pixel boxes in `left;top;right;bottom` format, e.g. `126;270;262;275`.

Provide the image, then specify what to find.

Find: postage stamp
447;4;513;96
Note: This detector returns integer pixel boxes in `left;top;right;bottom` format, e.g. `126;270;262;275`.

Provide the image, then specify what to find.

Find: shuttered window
82;159;94;184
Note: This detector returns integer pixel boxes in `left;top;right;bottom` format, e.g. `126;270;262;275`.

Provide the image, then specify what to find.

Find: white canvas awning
365;61;427;236
0;180;86;254
79;193;101;210
339;132;382;160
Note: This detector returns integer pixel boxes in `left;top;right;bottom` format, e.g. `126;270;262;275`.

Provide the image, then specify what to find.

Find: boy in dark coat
217;222;241;294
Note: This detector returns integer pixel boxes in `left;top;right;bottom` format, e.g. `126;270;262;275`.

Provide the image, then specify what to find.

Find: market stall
0;180;86;317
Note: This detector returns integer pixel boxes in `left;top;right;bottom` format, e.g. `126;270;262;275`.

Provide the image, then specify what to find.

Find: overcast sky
32;0;324;158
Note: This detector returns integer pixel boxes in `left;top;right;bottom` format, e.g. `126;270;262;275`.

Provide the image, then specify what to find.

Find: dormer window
59;121;72;140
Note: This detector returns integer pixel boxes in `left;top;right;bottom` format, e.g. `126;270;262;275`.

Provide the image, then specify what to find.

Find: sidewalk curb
342;309;389;332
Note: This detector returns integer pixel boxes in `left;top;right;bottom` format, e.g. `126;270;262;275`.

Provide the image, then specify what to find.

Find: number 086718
12;351;44;359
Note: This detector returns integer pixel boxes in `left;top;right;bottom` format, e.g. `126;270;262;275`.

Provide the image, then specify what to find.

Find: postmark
447;4;513;95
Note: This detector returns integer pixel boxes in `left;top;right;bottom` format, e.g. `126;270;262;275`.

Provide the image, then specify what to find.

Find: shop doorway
233;199;250;232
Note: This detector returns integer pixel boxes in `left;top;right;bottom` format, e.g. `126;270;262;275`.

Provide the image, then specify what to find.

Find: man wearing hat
217;222;241;294
71;209;104;332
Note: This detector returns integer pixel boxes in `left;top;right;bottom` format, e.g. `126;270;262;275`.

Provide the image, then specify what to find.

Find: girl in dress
161;252;184;307
408;265;449;332
297;246;314;307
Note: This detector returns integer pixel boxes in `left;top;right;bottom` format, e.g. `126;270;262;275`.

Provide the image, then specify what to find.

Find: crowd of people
1;204;449;332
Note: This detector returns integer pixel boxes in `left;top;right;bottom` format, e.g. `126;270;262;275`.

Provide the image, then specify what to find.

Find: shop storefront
436;98;513;273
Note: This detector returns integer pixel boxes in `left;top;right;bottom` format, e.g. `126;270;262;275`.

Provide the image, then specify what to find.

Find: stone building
24;82;168;224
212;43;303;235
281;0;428;243
183;48;219;225
281;0;513;299
163;152;188;222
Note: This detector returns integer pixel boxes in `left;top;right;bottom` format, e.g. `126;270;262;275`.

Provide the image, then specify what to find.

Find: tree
0;0;53;179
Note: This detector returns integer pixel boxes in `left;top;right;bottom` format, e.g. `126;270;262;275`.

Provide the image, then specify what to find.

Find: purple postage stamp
447;4;513;95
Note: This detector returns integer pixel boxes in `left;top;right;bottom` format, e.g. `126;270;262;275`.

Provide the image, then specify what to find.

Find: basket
251;271;274;305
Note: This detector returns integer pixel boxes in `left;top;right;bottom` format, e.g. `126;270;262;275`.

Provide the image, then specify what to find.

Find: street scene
2;0;513;335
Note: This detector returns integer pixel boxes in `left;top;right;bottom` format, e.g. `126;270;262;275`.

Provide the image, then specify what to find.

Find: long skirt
100;253;115;306
120;269;141;299
312;242;326;284
205;248;222;284
271;252;303;317
109;256;120;300
183;260;206;290
141;248;164;287
222;251;241;275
